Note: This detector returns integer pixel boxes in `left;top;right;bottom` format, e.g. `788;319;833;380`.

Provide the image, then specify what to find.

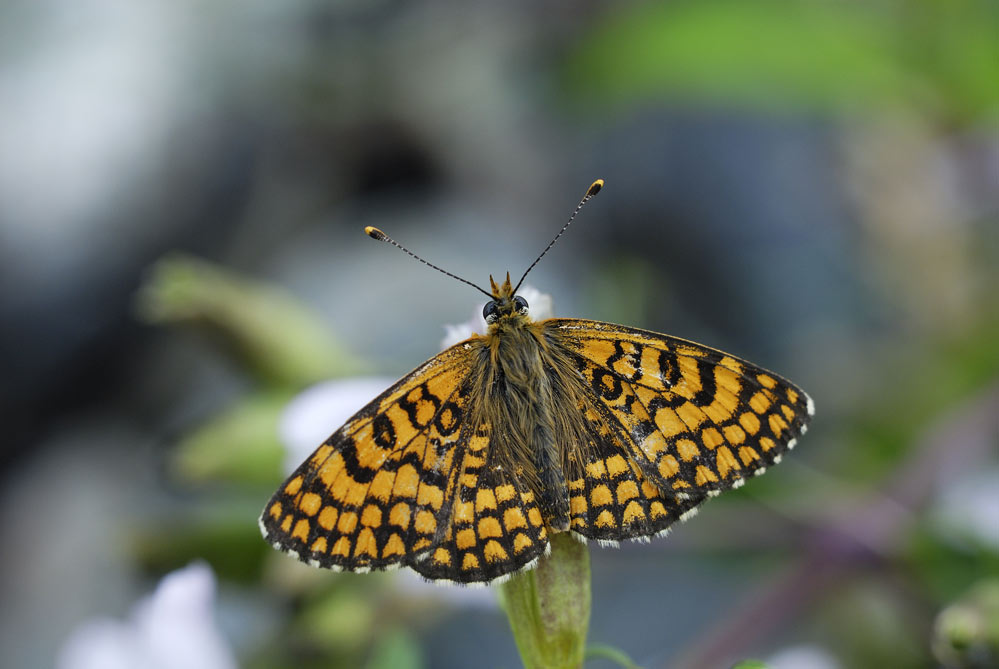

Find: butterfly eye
483;301;500;323
513;296;529;314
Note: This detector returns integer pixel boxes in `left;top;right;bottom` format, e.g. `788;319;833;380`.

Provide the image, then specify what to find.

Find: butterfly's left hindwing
259;342;477;574
411;420;550;583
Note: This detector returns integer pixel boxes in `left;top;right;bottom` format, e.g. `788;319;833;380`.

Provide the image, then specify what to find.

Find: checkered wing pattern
549;319;813;540
260;342;476;575
412;420;550;583
260;341;551;584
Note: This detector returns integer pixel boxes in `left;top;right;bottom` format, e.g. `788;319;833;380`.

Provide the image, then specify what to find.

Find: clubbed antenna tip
513;178;605;294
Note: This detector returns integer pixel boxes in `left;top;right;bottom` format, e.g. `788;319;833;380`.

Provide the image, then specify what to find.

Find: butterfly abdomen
483;320;571;531
531;420;571;531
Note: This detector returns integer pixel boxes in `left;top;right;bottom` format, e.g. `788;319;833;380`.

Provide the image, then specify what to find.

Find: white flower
930;467;999;550
57;562;236;669
766;645;841;669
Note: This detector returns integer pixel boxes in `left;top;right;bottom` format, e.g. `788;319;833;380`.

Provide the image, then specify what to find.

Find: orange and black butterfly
260;180;813;584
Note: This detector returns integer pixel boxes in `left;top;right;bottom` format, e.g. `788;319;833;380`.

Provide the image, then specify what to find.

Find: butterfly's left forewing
548;318;813;539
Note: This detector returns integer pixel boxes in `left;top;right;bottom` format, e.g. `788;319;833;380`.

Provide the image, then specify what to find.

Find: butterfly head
483;272;530;324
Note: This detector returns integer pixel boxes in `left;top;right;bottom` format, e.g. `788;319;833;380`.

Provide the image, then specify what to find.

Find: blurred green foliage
730;661;769;669
566;0;999;122
171;391;291;487
847;313;999;479
933;580;999;669
584;643;643;668
138;254;361;387
908;529;999;604
133;503;268;583
364;627;425;669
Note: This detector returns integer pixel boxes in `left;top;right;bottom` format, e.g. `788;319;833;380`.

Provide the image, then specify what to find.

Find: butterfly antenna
513;178;604;294
365;226;494;298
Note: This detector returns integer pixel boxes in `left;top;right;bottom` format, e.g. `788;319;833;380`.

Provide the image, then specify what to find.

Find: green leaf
172;391;291;486
137;253;362;387
932;579;999;668
298;586;379;654
566;1;910;114
585;642;642;668
564;0;999;121
130;503;268;582
365;627;424;669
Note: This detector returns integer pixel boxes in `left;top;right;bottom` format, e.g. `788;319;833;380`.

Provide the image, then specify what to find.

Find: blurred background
2;1;998;667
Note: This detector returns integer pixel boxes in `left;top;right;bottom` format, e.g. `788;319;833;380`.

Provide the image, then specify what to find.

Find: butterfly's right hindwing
562;390;709;543
259;342;477;574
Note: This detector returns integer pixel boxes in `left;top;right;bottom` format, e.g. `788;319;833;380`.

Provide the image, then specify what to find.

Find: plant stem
497;533;591;669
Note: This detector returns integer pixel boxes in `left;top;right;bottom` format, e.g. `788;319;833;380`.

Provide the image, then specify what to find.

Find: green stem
497;533;591;669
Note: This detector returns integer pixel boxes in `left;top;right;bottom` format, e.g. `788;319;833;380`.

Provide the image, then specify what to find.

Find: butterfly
260;179;814;585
